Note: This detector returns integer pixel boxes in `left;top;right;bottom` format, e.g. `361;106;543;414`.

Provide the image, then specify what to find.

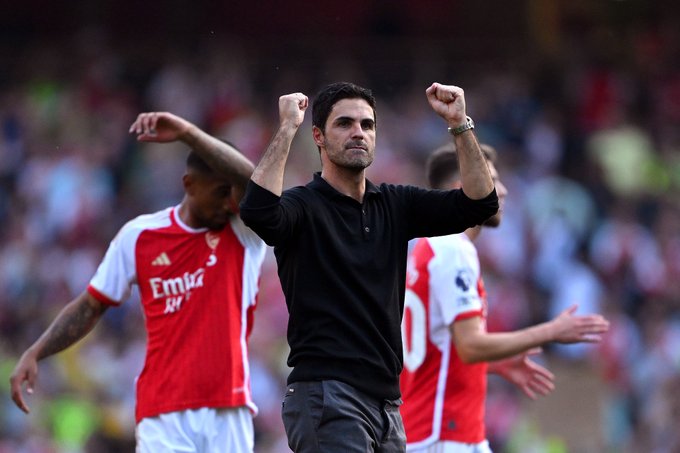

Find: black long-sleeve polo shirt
240;173;498;400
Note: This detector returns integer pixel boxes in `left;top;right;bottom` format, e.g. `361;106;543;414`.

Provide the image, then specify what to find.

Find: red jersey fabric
400;234;488;448
87;207;265;423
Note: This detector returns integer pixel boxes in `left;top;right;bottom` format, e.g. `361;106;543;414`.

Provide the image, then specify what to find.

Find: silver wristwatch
447;116;475;136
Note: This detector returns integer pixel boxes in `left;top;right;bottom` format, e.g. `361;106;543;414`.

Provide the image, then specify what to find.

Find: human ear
182;173;195;195
312;126;325;148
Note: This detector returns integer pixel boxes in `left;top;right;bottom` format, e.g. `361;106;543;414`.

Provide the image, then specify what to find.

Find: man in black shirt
239;82;498;452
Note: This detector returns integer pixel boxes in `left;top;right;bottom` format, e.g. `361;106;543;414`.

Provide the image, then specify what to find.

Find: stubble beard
325;140;374;170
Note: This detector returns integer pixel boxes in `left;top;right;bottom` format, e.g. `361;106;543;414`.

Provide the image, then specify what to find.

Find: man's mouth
345;141;367;150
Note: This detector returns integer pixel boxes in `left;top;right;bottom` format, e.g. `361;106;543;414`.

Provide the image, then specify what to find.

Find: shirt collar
308;172;380;200
172;205;210;233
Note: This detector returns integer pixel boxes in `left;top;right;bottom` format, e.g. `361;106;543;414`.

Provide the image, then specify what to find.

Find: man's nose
350;122;365;138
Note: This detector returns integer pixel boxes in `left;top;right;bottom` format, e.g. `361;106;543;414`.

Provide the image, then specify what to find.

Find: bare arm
426;83;494;200
250;93;308;196
9;291;108;413
451;305;610;364
129;112;255;200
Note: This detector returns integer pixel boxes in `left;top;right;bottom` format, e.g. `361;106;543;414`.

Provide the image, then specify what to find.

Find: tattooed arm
9;291;109;413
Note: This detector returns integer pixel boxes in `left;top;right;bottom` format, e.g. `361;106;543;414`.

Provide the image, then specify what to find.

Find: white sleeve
231;215;266;307
428;238;483;327
88;222;140;305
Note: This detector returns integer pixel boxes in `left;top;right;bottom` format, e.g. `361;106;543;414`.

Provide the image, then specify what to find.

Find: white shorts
136;406;254;453
407;439;492;453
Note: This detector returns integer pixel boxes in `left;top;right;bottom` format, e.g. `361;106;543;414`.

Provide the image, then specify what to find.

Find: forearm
487;355;522;375
181;125;255;187
454;131;494;200
487;358;509;374
26;293;107;361
486;359;507;374
457;322;556;363
250;124;298;196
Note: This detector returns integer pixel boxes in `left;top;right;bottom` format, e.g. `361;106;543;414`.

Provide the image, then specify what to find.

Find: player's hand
425;83;467;129
129;112;194;143
551;304;610;344
278;93;308;129
494;348;555;400
9;352;39;414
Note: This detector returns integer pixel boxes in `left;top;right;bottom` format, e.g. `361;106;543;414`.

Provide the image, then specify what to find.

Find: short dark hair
312;82;377;132
186;139;241;176
426;143;497;189
187;150;213;174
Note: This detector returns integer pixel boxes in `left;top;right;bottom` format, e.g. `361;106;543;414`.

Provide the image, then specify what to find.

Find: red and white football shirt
400;233;488;448
87;206;265;423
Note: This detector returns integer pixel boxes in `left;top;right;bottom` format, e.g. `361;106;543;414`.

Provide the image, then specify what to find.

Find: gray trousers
282;380;406;453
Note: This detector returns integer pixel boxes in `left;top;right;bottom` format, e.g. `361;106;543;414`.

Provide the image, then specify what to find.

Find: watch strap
447;116;474;136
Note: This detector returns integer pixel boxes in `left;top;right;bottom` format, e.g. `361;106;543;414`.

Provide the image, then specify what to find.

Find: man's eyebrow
333;116;375;124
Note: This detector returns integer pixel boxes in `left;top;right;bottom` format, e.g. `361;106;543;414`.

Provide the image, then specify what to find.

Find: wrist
168;122;195;147
24;346;41;361
447;116;474;136
489;358;512;377
542;319;559;343
178;124;199;143
279;121;302;134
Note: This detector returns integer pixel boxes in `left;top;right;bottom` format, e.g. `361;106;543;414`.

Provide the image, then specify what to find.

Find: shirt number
402;289;427;372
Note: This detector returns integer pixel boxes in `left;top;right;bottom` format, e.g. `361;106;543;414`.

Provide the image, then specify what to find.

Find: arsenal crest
205;232;220;250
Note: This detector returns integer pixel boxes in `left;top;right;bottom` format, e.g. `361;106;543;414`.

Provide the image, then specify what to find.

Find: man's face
483;160;507;228
185;172;236;230
313;98;376;170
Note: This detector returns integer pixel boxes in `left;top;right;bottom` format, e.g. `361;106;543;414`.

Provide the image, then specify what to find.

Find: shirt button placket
361;208;370;236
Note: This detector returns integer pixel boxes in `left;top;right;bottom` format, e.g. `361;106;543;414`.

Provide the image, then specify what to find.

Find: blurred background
1;0;679;452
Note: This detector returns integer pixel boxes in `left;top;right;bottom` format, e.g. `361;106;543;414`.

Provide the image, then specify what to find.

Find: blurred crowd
1;5;680;452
